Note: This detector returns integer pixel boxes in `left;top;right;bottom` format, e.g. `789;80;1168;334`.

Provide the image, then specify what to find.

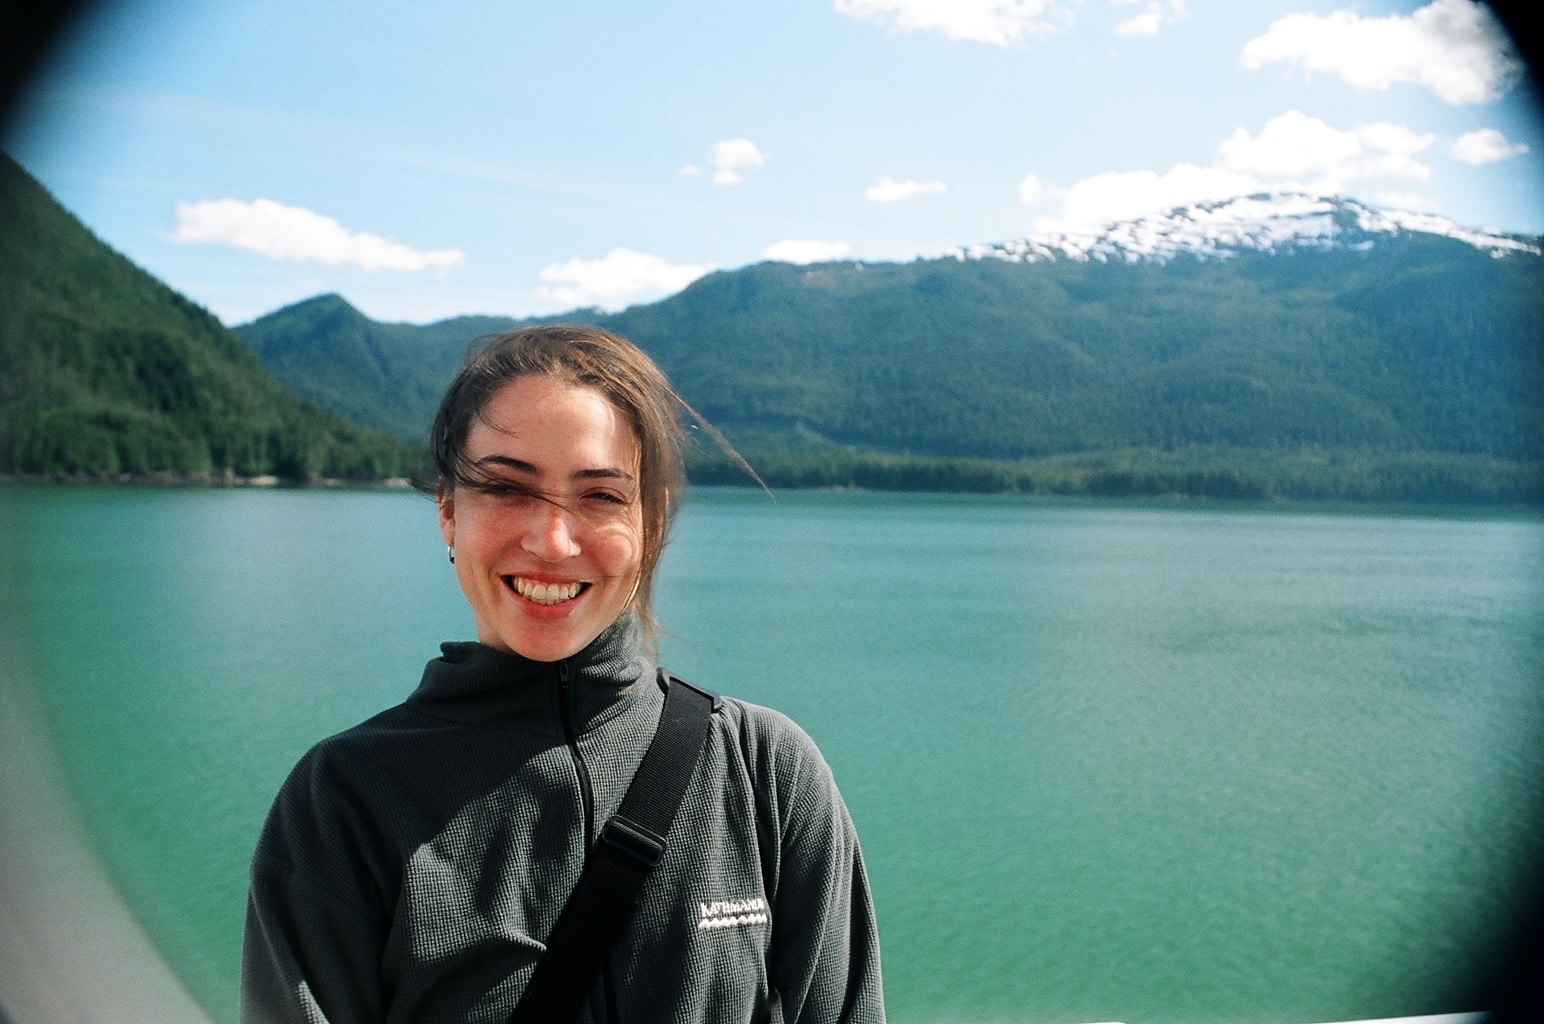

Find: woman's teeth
511;577;583;605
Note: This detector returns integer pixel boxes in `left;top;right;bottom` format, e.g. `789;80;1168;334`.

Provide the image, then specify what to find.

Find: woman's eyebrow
473;456;634;483
473;455;537;474
575;467;636;482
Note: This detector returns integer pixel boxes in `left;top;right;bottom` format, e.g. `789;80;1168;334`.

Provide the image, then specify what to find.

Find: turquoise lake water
1;484;1539;1024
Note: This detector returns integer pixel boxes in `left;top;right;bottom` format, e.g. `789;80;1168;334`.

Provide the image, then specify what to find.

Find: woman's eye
469;482;541;505
586;491;629;505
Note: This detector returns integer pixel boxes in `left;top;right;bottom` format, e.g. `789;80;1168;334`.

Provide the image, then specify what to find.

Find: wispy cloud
708;139;769;185
1372;191;1441;213
834;0;1071;46
761;239;853;264
1031;164;1261;232
536;248;712;311
1018;174;1058;205
1240;0;1522;105
1111;0;1186;38
1022;111;1446;232
172;199;463;272
864;177;948;202
1450;128;1530;165
1219;111;1436;191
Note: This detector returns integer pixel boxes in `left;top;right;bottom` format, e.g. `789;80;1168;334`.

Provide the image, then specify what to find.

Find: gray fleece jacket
241;618;884;1024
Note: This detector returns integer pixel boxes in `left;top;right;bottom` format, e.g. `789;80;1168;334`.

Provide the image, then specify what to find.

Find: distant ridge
236;193;1542;503
950;193;1542;265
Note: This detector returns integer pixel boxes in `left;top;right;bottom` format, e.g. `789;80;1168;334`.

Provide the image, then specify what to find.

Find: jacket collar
407;615;655;736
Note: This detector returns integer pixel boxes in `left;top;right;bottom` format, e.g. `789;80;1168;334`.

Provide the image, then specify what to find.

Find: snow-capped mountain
950;193;1542;265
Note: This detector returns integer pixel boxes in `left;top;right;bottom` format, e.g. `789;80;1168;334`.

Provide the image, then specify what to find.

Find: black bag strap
508;672;716;1024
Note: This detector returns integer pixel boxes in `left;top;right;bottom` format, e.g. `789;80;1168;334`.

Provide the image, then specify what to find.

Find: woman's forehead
466;376;640;470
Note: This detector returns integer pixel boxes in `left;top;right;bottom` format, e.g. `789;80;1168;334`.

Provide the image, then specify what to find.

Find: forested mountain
0;155;419;480
238;295;549;444
237;194;1542;502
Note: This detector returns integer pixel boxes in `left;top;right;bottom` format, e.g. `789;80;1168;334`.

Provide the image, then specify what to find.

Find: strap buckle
599;815;666;867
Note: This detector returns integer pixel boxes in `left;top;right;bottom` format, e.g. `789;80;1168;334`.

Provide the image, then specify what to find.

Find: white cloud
834;0;1072;46
172;199;464;272
1017;174;1059;205
1356;121;1438;159
1450;127;1531;165
761;239;853;264
1372;191;1441;213
1039;164;1261;231
1240;0;1523;105
1112;0;1186;38
678;163;702;176
1023;111;1450;234
1218;111;1435;192
864;177;948;202
709;138;768;185
536;248;713;311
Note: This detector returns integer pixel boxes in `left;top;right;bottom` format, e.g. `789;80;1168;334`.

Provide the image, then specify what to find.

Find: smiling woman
425;326;690;656
439;375;646;663
240;326;884;1024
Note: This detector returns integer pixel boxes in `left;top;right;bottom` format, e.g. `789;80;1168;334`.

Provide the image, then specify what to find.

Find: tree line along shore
4;445;1538;506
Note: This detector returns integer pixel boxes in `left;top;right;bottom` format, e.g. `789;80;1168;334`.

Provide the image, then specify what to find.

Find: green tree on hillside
0;155;420;480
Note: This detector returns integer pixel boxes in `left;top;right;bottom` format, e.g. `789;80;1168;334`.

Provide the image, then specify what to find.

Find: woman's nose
521;502;581;561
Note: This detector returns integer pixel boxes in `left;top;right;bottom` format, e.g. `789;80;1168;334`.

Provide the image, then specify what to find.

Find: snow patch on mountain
950;194;1541;265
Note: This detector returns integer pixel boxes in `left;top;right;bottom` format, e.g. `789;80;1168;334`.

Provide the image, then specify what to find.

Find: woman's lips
506;576;588;606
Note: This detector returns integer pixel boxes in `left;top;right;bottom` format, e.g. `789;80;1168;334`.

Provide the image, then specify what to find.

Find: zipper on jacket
557;659;611;1023
556;661;596;844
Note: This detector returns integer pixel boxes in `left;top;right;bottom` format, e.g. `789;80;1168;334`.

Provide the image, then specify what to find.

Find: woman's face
438;374;644;662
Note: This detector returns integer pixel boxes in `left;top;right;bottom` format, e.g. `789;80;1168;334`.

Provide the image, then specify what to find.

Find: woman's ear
437;488;455;547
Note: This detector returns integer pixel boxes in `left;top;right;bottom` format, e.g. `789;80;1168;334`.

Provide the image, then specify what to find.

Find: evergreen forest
0;155;420;481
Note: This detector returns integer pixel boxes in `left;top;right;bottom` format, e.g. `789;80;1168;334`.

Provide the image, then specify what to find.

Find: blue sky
7;0;1540;325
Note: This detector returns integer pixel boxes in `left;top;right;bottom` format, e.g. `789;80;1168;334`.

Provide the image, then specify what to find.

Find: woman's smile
507;576;588;606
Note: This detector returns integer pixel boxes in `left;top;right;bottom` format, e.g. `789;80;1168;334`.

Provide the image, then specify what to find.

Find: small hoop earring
447;545;456;565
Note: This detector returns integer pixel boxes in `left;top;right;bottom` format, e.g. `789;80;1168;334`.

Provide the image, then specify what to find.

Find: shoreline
0;471;417;489
2;472;1540;511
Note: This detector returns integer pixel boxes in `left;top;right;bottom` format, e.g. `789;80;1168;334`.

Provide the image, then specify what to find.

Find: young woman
241;326;885;1024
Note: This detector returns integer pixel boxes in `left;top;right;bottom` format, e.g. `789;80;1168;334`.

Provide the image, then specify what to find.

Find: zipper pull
557;660;574;733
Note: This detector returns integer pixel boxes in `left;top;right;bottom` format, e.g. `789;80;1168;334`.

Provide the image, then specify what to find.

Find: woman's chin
479;612;609;664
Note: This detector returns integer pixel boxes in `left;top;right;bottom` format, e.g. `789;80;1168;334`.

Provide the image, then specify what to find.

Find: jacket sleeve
240;756;391;1024
764;722;885;1024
